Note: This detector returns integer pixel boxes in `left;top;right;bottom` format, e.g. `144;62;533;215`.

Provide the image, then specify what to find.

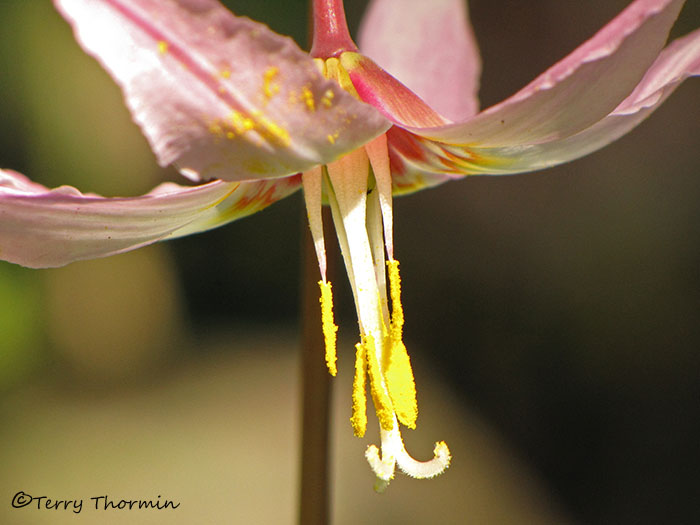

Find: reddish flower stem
310;0;358;58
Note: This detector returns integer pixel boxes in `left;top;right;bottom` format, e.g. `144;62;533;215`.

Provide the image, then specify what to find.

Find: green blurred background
1;1;698;523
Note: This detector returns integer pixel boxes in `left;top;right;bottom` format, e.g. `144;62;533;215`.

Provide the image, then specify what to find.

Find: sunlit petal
54;0;389;182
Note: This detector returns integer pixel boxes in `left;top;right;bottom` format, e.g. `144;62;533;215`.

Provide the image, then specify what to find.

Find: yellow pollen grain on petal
157;40;168;55
321;89;335;108
219;68;231;78
351;342;368;437
319;280;338;376
327;133;339;145
208;122;224;138
229;111;255;134
263;66;280;99
365;334;395;432
301;86;315;112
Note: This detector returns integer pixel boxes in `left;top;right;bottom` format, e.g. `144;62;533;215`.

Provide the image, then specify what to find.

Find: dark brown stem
298;206;335;525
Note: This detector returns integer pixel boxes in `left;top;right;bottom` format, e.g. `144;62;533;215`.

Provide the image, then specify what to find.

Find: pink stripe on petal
54;0;389;183
359;0;481;120
0;169;299;268
410;0;685;147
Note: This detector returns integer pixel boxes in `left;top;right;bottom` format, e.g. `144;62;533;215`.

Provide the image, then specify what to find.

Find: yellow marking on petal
157;41;168;55
251;111;290;146
229;111;255;134
301;86;315;112
364;334;395;432
351;342;368;437
263;66;280;100
242;158;272;174
385;259;418;428
319;280;338;376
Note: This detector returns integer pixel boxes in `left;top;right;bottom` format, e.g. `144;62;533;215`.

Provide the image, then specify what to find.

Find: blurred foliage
0;264;43;390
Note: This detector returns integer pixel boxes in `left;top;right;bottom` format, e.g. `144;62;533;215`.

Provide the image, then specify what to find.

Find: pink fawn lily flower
1;0;699;489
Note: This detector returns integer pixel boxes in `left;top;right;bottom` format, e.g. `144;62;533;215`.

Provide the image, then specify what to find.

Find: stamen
387;259;404;338
302;167;327;280
324;58;360;99
364;334;394;431
384;259;417;428
319;280;338;376
385;339;417;429
350;341;368;437
365;134;394;259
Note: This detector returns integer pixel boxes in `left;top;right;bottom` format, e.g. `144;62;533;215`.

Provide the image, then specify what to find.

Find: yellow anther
385;259;417;428
351;342;368;437
387;259;404;340
157;41;168;55
385;339;417;429
365;334;395;431
318;280;338;376
323;58;360;99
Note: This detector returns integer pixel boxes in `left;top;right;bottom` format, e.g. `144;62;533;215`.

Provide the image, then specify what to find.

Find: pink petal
0;169;300;268
407;0;686;147
478;28;700;174
384;127;456;195
340;52;448;128
358;0;481;120
54;0;389;183
398;29;700;177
